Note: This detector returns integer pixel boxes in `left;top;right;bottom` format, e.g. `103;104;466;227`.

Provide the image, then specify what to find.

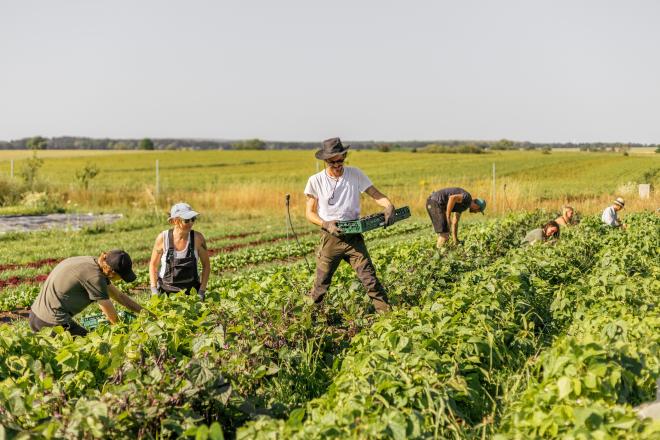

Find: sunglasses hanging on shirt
325;172;340;206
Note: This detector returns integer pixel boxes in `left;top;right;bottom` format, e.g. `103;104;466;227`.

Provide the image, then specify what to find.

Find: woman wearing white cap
601;197;626;228
149;202;211;300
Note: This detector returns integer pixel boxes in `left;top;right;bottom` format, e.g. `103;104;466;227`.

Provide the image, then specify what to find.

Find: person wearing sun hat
602;197;626;228
304;137;395;314
149;202;211;300
426;187;486;247
29;250;143;337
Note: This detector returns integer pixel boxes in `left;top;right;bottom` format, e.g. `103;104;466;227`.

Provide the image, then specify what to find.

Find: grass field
0;149;658;219
0;148;658;438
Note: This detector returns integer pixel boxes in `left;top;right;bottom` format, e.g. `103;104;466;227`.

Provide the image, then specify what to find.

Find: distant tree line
0;136;657;152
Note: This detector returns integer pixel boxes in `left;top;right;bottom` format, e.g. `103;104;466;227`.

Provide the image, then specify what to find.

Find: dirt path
0;213;123;233
0;307;30;323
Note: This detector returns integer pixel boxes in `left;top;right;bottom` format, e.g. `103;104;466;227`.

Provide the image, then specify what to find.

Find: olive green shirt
31;256;109;325
522;228;544;246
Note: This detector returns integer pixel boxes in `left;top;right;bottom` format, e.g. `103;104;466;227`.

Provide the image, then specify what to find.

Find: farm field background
0;149;657;219
0;149;659;439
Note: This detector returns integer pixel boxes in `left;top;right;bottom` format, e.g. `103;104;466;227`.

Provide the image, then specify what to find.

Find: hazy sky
1;1;659;143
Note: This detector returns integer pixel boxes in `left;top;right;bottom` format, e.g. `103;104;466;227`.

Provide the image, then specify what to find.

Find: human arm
364;186;395;225
305;195;341;235
445;194;463;231
450;212;461;243
97;299;119;324
148;233;164;294
108;284;143;314
196;232;211;298
305;195;324;227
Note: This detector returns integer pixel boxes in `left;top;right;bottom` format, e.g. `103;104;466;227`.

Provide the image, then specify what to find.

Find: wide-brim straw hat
613;197;625;208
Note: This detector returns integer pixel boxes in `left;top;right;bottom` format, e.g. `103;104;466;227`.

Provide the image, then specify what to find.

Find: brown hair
97;252;114;277
543;221;561;240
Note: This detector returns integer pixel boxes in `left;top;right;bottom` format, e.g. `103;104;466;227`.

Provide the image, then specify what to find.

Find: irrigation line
285;194;313;274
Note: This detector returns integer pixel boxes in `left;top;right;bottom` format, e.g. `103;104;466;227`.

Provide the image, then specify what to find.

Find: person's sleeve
82;276;109;301
356;169;373;193
304;176;318;198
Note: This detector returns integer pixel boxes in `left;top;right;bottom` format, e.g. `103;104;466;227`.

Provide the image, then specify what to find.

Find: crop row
0;222;426;312
0;228;310;283
495;213;660;438
237;217;642;438
0;214;542;438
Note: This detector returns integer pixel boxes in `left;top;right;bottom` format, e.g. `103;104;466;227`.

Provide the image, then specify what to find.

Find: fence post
10;160;14;178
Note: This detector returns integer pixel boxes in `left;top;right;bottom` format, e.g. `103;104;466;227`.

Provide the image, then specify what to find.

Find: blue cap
474;198;486;214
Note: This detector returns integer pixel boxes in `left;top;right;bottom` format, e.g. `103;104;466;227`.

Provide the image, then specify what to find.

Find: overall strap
187;230;196;258
166;229;176;262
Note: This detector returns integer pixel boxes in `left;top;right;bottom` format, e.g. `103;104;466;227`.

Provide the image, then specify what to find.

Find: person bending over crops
304;137;394;314
602;197;626;228
425;187;486;247
29;250;143;337
149;202;211;301
522;221;560;246
555;205;576;227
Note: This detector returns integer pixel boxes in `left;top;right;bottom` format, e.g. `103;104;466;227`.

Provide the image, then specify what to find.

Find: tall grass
0;150;657;217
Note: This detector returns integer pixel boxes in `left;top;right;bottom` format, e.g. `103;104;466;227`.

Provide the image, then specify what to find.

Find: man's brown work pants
309;231;390;313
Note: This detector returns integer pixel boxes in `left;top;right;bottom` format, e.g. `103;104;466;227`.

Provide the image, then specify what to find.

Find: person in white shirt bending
601;197;626;228
304;137;395;314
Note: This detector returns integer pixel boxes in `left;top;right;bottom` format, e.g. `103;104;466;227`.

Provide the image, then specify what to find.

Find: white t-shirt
601;206;620;227
304;166;373;221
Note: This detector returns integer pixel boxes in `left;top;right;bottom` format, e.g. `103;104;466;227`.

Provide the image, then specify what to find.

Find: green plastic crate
337;206;411;234
80;310;136;330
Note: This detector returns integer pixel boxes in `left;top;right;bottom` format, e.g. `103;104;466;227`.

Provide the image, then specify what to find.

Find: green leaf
208;422;224;440
557;376;572;400
287;408;306;427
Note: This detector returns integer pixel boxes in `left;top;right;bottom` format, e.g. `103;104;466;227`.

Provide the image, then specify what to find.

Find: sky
1;0;659;143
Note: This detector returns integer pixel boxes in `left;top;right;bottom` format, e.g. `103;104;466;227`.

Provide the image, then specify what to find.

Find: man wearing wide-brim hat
602;197;626;228
303;137;395;313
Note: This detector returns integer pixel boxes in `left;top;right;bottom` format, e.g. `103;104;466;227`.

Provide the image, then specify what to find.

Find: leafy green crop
1;212;657;439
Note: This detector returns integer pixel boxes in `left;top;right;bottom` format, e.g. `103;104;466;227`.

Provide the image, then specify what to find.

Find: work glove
150;286;159;296
321;220;342;236
198;289;206;302
383;205;396;227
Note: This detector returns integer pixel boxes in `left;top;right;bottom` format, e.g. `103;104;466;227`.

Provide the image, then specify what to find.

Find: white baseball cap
168;202;199;221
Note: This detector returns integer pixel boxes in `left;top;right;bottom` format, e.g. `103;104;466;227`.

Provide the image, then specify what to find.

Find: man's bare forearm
306;211;324;227
108;285;142;313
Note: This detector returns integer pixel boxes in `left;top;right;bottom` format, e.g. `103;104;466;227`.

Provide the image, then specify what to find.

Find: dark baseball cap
105;249;137;283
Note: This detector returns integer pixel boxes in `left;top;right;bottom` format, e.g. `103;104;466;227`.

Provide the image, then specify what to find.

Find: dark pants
29;311;88;337
310;232;390;313
426;198;449;234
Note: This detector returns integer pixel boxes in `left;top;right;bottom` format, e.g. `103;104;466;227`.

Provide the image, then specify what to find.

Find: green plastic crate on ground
337;206;411;234
80;310;136;330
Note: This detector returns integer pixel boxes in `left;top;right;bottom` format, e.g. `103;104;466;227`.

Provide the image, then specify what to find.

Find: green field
0;149;657;218
0;213;658;439
0;149;659;439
